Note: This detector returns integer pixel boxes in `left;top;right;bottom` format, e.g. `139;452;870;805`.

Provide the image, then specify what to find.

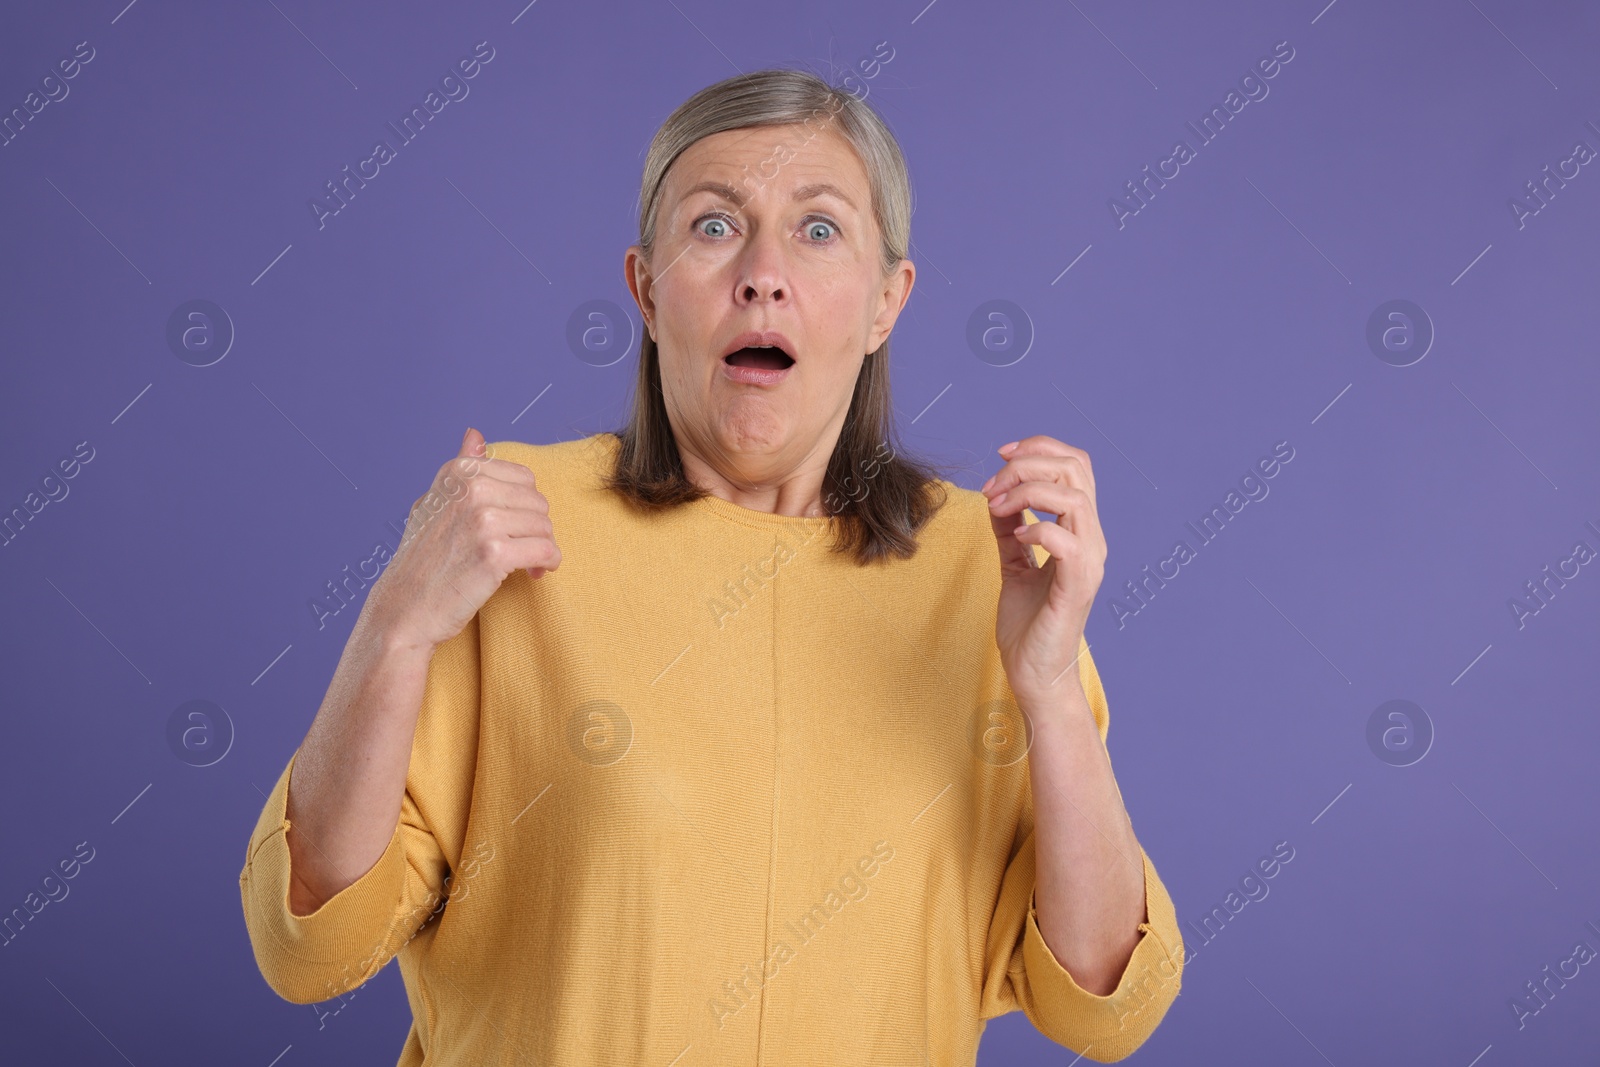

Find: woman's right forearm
283;603;438;916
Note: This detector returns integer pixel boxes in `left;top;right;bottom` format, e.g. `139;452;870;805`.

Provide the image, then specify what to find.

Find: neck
677;438;833;519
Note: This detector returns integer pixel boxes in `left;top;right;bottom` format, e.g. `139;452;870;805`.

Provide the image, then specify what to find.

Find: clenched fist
371;426;560;652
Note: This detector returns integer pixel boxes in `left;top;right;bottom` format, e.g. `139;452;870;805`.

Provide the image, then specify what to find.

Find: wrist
356;598;438;662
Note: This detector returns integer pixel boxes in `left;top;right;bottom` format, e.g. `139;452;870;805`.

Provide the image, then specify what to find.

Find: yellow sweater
239;431;1184;1065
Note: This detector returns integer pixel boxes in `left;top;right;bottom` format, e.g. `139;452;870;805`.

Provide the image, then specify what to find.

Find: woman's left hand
979;435;1107;709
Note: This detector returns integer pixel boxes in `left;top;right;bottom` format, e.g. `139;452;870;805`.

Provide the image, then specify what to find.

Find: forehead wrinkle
677;178;861;215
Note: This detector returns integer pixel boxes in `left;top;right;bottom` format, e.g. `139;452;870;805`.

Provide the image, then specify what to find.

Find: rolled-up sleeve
980;634;1184;1061
238;752;448;1004
239;615;478;1005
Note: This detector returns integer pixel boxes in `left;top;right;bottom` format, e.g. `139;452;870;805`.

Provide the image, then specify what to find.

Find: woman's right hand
371;426;561;652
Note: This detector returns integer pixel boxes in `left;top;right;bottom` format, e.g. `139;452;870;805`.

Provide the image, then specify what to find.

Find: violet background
2;1;1598;1064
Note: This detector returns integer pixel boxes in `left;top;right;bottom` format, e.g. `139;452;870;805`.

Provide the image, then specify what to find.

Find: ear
624;245;656;341
865;257;914;353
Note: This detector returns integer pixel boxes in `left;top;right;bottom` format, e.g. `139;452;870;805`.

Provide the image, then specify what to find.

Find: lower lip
721;359;793;385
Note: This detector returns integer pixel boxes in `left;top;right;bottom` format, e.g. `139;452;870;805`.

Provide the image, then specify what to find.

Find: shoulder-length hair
603;66;957;566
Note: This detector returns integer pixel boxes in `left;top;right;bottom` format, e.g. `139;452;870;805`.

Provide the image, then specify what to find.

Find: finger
473;505;554;541
1001;435;1076;460
450;453;540;487
1011;514;1085;565
996;437;1094;493
981;453;1094;509
987;480;1095;537
494;533;561;575
429;471;550;515
989;500;1039;571
409;479;545;534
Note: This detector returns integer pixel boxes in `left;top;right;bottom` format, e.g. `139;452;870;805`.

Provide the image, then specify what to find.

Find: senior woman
240;68;1183;1065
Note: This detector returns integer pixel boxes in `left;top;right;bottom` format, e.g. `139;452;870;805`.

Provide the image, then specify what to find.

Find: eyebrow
682;180;857;212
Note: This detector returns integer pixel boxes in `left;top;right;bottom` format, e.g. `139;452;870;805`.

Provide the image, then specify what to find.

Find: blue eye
805;218;838;242
697;213;735;238
693;212;839;242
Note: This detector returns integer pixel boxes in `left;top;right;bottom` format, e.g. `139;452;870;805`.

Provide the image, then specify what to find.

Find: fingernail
999;441;1019;454
979;475;995;495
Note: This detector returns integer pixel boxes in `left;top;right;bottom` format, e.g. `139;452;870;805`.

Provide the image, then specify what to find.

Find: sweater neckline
585;432;836;532
690;489;836;532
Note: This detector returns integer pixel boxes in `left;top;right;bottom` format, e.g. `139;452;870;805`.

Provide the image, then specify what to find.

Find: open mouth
723;346;796;370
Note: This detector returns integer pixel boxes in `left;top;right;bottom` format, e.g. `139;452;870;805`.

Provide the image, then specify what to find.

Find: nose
733;226;789;306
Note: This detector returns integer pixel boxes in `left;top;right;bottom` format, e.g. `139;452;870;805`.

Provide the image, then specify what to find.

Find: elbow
238;870;356;1007
241;917;363;1006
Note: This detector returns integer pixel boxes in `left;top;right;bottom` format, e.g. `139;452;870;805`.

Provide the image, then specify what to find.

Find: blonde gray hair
604;67;953;565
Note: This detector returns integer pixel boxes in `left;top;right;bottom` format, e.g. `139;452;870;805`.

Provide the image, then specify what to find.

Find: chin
717;412;791;452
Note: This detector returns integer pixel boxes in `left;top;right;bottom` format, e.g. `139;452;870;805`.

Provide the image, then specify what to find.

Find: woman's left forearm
1020;679;1148;997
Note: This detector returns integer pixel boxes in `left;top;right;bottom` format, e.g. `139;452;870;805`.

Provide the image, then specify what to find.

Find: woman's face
626;122;914;482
